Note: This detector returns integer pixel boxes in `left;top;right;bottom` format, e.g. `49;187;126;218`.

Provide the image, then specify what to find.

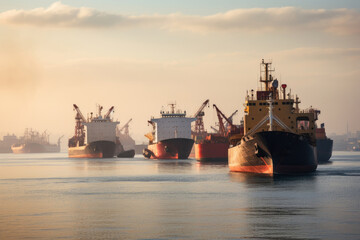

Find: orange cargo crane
72;104;86;146
192;99;209;134
213;104;237;137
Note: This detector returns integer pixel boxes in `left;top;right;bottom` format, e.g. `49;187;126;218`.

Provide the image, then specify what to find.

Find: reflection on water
0;152;359;239
154;159;193;173
230;172;275;185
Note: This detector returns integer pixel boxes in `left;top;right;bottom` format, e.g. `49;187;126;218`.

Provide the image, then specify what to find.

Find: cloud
0;2;359;35
273;47;360;58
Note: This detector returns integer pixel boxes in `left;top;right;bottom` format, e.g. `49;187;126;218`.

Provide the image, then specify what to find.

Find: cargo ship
0;134;18;153
68;104;119;158
228;59;318;175
11;129;62;154
143;104;196;159
195;134;229;161
316;123;333;163
195;104;243;162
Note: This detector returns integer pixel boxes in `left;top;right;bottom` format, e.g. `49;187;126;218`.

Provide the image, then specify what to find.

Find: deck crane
213;104;235;137
103;106;115;119
192;99;210;134
119;118;132;136
73;104;87;123
72;104;86;145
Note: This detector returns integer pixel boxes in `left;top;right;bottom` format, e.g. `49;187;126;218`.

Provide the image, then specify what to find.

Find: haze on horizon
0;0;359;143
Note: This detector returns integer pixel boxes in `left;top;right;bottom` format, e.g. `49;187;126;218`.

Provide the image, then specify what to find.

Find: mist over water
0;152;359;239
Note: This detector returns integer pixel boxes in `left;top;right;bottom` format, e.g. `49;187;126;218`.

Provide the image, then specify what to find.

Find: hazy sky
0;0;359;143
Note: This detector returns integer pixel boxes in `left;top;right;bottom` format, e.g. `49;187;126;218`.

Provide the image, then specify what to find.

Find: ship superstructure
228;60;318;174
68;104;119;158
143;104;195;159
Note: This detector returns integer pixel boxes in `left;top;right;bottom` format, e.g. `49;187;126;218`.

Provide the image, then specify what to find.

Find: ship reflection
73;158;119;171
318;160;333;165
229;172;275;186
230;171;317;186
154;159;193;173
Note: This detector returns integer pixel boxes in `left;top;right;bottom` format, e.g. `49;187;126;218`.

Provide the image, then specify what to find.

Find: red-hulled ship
194;104;243;162
143;104;195;159
68;104;119;158
228;60;318;175
316;123;333;163
195;135;229;161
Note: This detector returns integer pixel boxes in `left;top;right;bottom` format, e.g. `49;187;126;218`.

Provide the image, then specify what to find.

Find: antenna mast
260;59;274;91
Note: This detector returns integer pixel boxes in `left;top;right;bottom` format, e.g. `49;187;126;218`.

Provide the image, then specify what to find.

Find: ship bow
229;131;317;175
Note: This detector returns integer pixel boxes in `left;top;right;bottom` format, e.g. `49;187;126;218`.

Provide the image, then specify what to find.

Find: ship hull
144;138;194;159
195;142;229;162
68;141;115;158
316;138;333;163
228;131;317;175
117;149;135;158
11;143;60;154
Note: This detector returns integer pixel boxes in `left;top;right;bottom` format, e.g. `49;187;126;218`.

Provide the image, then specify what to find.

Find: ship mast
169;103;176;114
260;59;274;91
295;95;301;113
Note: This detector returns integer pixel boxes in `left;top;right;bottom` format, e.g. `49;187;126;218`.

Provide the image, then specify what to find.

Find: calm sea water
0;151;359;239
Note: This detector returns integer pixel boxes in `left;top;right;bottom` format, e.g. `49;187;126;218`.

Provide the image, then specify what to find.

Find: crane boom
213;104;226;136
213;104;234;128
104;106;114;119
73;104;87;122
119;118;132;132
228;110;238;123
192;99;210;134
193;99;209;118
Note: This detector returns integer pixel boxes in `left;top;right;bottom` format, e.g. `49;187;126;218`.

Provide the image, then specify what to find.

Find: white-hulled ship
68;104;119;158
143;104;196;159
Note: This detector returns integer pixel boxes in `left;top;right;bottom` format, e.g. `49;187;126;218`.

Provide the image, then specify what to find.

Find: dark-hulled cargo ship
143;104;195;159
68;104;118;158
228;60;318;175
316;123;333;163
